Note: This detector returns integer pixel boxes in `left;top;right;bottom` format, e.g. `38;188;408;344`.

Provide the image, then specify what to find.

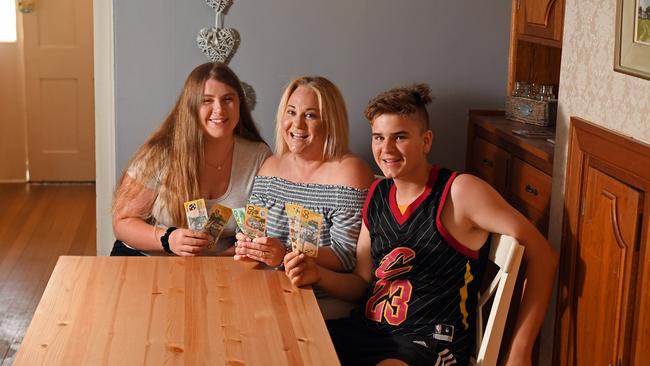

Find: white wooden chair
469;234;525;366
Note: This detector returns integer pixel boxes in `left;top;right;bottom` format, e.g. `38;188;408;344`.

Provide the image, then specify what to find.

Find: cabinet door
516;0;564;43
572;166;641;365
469;137;509;197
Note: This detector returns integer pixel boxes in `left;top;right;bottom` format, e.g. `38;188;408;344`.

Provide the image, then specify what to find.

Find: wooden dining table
13;256;339;365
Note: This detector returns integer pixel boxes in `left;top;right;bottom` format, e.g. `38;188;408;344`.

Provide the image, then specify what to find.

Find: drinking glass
538;85;555;101
527;83;539;100
512;81;526;97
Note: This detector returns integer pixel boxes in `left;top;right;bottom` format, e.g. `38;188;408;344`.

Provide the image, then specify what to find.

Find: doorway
0;0;95;182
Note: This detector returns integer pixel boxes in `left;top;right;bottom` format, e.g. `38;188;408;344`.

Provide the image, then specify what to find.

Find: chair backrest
470;234;525;366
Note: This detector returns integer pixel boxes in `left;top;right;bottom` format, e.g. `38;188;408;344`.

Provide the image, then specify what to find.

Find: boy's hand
284;252;321;287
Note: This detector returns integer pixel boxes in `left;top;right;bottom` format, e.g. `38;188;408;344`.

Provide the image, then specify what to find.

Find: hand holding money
167;228;211;256
284;251;321;287
299;209;323;257
184;198;232;254
184;199;209;231
233;232;256;262
232;207;246;231
243;204;267;238
203;203;232;251
234;233;287;267
284;203;323;258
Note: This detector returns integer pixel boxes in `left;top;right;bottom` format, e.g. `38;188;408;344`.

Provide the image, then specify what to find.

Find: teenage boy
284;84;558;366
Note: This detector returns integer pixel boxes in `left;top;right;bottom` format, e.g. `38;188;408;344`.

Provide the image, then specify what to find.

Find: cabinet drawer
510;157;551;212
470;137;510;194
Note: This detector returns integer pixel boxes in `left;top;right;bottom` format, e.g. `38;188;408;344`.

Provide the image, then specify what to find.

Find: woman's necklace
205;159;227;171
204;141;234;171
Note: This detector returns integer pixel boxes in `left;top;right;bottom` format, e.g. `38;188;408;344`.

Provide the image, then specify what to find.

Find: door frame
93;0;116;255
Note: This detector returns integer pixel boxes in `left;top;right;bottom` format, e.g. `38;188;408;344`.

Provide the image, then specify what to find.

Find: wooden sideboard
466;110;554;235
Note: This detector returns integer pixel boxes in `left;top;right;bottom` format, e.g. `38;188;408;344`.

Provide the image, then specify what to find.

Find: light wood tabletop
13;256;339;365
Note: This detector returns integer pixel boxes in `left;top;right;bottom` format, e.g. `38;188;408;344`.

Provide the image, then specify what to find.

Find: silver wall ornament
196;2;239;64
205;0;232;13
197;0;256;109
197;27;239;64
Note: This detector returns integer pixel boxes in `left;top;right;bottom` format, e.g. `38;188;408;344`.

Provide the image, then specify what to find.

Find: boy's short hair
364;84;433;131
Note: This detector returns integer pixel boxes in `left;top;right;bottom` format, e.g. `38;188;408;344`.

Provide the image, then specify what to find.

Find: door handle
18;0;36;13
525;184;538;196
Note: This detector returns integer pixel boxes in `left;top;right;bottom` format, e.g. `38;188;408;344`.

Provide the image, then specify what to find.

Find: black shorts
326;317;460;366
110;240;145;256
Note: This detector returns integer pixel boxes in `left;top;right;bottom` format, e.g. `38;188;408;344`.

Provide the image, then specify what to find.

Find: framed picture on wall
615;0;650;80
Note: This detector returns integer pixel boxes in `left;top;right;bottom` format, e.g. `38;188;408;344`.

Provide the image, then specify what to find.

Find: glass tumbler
538;85;555;101
512;81;526;97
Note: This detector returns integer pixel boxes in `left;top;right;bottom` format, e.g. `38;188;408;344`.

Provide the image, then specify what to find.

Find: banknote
232;207;246;232
299;208;323;258
243;204;267;238
203;203;232;250
285;203;304;252
184;198;209;231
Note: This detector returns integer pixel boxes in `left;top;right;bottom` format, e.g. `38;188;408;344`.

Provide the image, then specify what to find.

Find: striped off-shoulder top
248;175;368;272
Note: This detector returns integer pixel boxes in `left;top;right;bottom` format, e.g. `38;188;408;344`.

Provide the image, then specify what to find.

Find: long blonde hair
274;76;349;160
113;62;264;227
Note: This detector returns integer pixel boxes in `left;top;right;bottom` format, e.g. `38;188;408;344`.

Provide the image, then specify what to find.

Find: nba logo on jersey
433;324;454;342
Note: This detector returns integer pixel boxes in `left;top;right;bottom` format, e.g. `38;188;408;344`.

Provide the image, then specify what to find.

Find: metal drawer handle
525;184;538;196
482;159;494;167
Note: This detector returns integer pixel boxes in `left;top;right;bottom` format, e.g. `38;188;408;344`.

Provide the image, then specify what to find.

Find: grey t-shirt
126;136;271;255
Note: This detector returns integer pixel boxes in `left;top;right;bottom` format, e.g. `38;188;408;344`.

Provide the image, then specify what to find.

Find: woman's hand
235;234;287;266
168;228;211;256
284;251;321;287
233;232;255;262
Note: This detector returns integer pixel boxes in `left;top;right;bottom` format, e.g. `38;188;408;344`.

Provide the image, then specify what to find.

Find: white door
21;0;95;181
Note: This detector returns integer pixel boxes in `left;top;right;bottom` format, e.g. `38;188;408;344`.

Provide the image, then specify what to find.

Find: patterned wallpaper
549;0;650;248
542;1;650;363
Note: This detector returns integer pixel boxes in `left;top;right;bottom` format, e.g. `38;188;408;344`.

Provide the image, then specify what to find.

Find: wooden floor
0;183;96;365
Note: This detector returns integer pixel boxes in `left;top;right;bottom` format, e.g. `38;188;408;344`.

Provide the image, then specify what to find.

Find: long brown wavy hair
113;62;265;227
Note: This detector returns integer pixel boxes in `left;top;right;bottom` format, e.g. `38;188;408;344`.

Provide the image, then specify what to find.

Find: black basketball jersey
359;166;487;359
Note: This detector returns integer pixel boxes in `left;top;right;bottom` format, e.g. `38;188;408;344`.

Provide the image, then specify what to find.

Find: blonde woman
112;62;271;256
235;76;374;319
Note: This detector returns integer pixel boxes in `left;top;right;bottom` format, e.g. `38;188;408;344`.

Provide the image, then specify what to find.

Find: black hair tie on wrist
160;226;178;255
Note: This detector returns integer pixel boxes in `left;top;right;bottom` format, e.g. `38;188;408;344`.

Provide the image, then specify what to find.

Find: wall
114;0;511;175
0;21;27;181
543;0;650;362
